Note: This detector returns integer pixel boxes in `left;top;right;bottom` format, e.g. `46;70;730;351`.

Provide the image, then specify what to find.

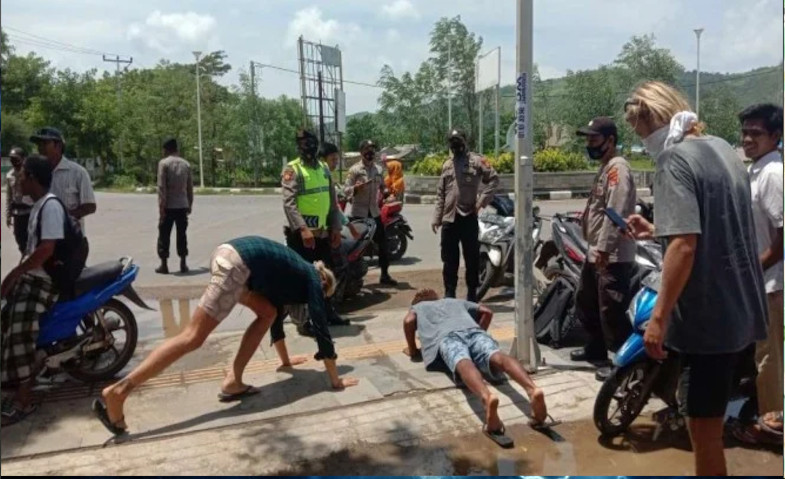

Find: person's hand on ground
300;227;315;249
403;346;422;362
626;214;655;240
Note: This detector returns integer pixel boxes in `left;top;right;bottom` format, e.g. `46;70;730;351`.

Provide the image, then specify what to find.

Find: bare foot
484;393;503;432
278;355;309;371
529;388;547;425
332;376;360;390
101;386;128;430
221;376;251;396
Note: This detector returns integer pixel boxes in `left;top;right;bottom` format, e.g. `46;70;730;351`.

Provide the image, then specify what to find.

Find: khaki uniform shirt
281;158;341;236
343;161;384;219
581;156;637;263
5;168;33;218
49;156;96;232
433;152;500;225
157;155;194;210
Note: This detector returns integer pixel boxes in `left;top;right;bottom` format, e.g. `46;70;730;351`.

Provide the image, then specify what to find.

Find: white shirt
26;193;66;277
749;150;784;293
49;156;95;233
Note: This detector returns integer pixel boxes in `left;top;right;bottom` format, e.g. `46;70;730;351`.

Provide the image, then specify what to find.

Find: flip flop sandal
217;385;261;403
1;403;38;427
483;425;514;448
730;419;782;445
92;399;127;436
530;414;561;430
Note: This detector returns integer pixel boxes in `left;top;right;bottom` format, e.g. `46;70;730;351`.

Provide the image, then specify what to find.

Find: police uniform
344;153;396;282
281;157;341;265
432;150;500;300
574;155;637;359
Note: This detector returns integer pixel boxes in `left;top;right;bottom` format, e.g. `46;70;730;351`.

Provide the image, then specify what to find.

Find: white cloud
704;0;783;71
285;7;361;47
382;0;420;20
127;10;217;54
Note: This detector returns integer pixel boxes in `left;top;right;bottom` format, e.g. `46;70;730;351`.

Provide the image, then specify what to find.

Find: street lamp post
193;51;205;188
514;0;539;372
693;28;704;118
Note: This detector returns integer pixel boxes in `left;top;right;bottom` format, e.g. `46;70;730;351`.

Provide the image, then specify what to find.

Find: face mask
362;151;375;162
642;126;669;160
299;139;318;159
585;139;609;161
449;141;466;156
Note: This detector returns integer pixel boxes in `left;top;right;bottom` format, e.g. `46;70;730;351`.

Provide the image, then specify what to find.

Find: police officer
344;139;397;286
571;117;637;380
5;147;33;255
282;129;348;327
432;129;499;301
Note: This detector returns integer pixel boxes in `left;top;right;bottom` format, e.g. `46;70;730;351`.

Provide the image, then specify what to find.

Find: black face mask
299;139;319;160
449;141;466;156
586;139;610;161
362;151;375;162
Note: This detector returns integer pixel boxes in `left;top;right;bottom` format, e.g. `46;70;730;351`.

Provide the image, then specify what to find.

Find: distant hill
497;64;782;112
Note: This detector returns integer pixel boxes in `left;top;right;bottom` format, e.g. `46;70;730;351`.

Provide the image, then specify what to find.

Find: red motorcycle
338;192;413;262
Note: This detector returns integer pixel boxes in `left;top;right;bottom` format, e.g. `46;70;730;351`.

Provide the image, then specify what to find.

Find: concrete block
549;190;573;200
420;195;438;205
636;187;651;197
403;193;421;204
333;379;384;406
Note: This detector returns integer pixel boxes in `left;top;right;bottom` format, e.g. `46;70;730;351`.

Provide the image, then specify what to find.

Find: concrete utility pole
448;42;453;131
694;28;704;118
193;51;205;188
102;55;132;169
513;0;539;372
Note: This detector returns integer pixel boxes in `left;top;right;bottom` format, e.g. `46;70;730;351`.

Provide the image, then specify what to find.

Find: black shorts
677;345;755;418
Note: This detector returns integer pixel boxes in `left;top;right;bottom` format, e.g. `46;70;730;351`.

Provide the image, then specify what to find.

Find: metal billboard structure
297;36;345;148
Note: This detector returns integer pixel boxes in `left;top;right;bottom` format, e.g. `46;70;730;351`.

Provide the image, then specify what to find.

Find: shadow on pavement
327;323;367;338
115;366;354;444
171;267;210;277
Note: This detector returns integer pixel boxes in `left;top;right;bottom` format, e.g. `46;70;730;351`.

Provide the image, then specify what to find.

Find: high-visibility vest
290;158;332;229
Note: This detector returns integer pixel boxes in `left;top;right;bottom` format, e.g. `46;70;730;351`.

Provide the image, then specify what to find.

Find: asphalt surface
1;192;588;287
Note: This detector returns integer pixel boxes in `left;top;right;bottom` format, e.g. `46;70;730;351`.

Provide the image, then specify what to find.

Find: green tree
345;114;382;151
614;34;684;89
701;85;742;146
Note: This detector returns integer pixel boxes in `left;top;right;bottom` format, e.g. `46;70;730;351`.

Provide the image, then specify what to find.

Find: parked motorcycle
476;206;543;301
1;257;151;383
337;192;413;263
593;269;757;438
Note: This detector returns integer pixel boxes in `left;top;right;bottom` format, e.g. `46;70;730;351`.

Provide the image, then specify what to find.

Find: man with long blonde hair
625;81;767;476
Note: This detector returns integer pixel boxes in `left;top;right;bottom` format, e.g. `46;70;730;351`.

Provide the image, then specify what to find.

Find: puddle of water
272;418;783;476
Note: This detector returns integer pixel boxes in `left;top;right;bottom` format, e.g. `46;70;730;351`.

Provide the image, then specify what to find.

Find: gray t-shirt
654;135;768;354
412;298;480;367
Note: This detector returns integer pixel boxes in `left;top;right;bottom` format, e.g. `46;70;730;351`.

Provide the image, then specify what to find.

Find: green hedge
410;148;591;175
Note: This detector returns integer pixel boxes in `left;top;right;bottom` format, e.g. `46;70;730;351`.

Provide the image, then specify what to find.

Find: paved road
1;192;587;288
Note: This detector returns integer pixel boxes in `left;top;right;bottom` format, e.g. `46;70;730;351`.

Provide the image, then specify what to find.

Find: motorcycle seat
73;260;125;297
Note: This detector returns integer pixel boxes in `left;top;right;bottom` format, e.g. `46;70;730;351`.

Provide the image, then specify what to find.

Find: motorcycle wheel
66;298;139;383
386;228;407;262
593;361;654;437
476;255;499;301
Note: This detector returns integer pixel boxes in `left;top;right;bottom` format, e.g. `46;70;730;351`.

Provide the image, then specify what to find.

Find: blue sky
2;0;782;114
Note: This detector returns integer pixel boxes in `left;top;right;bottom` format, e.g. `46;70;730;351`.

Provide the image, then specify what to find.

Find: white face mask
642;126;669;160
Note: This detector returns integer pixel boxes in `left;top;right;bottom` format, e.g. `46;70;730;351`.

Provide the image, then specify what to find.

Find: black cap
576;117;617;139
447;128;467;142
30;127;65;144
9;147;26;158
359;139;377;151
296;129;317;141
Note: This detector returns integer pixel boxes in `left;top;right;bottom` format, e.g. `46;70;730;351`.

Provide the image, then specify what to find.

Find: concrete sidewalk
1;303;781;475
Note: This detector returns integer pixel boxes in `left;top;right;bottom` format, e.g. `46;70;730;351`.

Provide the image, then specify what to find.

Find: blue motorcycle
3;257;152;383
593;269;756;437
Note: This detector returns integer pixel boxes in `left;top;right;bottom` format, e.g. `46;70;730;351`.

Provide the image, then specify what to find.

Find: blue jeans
438;327;504;383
